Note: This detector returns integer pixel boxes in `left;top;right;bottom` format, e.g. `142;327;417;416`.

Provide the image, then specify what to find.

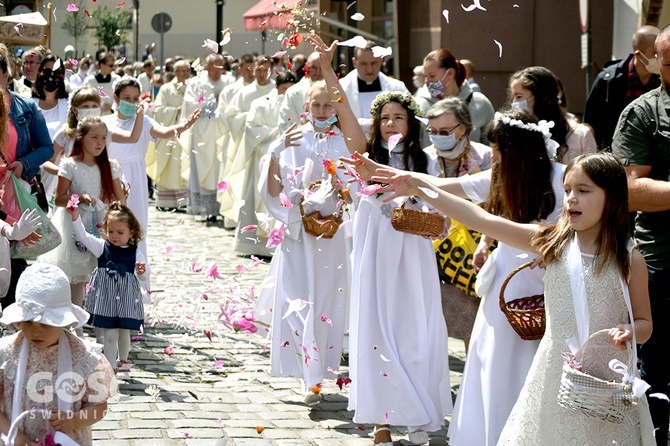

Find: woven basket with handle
299;180;343;239
391;202;446;238
499;261;546;340
557;329;639;423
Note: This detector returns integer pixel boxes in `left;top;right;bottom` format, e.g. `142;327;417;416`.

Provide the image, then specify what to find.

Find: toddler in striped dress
66;201;146;372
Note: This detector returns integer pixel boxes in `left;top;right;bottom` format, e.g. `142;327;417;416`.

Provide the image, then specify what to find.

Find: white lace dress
497;253;655;445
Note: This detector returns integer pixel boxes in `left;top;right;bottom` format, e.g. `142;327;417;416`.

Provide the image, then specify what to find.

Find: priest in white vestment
232;72;297;256
180;54;231;219
147;60;191;210
218;56;276;225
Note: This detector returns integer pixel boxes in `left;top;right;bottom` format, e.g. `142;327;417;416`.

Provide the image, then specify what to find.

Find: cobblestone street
91;205;466;445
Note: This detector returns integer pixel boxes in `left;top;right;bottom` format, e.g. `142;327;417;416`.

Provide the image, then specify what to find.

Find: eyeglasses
427;124;461;136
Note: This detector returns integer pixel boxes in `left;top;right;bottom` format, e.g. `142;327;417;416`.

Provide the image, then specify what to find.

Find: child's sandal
371;426;392;445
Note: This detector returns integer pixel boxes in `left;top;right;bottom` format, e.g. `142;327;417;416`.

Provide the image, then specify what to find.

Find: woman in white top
32;55;70;207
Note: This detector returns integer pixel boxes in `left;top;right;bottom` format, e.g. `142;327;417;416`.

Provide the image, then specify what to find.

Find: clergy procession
2;0;670;444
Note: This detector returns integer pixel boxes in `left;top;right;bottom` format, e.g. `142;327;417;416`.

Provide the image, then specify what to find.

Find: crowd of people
0;20;668;445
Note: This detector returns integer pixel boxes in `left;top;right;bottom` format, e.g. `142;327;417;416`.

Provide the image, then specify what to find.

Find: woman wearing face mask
32;55;69;139
425;97;492;353
415;49;495;144
102;78;200;268
509;66;596;164
30;55;69;214
42;87;144;211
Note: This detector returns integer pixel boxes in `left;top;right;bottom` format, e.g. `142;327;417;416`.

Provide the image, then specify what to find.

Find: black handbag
29;173;49;213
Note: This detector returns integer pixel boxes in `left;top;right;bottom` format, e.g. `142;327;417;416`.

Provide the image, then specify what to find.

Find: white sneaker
303;392;322;406
408;430;430;445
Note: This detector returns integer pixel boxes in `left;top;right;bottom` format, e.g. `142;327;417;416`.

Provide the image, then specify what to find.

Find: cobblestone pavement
91;205;466;445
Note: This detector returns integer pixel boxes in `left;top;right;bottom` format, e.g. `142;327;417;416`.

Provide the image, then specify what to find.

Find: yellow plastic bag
434;220;495;298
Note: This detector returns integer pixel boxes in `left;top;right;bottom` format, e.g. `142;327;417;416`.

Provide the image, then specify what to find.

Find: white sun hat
0;264;89;328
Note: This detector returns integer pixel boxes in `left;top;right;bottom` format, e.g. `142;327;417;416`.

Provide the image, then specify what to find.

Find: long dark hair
69;116;115;203
32;55;68;100
484;108;555;223
368;91;428;174
533;153;630;278
509;67;569;156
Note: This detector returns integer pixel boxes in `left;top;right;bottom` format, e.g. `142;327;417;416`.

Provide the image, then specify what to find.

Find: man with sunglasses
82;52;120;114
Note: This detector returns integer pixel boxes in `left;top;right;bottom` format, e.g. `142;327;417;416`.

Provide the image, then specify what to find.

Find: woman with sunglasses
32;55;70;206
425;97;492;356
82;52;119;115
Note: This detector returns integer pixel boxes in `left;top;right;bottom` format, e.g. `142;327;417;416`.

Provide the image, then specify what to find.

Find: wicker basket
557;329;639;423
391;202;446;237
499;261;546;340
299;180;343;239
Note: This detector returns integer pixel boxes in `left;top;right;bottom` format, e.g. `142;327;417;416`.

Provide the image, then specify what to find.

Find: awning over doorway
243;0;303;32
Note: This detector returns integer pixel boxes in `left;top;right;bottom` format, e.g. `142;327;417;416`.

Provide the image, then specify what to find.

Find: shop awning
243;0;303;32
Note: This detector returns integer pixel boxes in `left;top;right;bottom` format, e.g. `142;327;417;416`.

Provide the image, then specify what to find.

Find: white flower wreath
494;111;559;159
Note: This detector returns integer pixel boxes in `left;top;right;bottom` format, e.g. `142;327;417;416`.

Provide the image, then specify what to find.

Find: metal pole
133;0;140;62
216;0;224;53
159;17;164;71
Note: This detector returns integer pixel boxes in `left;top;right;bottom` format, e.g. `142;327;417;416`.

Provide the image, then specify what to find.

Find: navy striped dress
84;241;144;330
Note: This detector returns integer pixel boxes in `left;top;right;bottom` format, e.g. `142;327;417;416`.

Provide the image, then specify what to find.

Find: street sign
151;12;172;33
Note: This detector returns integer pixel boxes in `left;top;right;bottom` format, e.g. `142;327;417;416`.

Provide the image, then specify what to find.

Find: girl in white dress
42;87;143;211
310;35;452;446
39;116;127;334
102;78;199;265
258;80;355;405
347;109;562;445
372;145;654;445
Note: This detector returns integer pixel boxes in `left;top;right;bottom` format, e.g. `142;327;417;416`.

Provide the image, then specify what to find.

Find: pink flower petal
216;181;228;192
241;225;257;233
66;3;79;12
358;184;382;198
320;315;333;325
387;133;403;153
279;193;293;209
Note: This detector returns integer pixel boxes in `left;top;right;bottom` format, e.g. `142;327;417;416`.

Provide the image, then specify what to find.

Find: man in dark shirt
584;26;660;151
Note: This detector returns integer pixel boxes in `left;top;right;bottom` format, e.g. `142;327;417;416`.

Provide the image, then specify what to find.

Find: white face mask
77;107;101;118
637;51;661;76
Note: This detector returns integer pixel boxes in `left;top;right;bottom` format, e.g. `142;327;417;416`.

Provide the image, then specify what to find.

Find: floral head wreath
494;111;559;159
370;91;424;118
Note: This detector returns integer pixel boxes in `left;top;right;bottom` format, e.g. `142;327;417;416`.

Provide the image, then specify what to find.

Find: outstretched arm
364;157;538;252
150;109;201;140
341;152;469;198
307;35;367;155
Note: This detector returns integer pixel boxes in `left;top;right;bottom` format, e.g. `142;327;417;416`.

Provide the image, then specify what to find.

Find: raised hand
306;35;338;68
271;123;303;163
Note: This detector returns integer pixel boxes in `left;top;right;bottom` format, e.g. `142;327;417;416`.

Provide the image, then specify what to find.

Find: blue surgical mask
511;99;532;113
429;133;457;151
118;99;138;117
432;136;467;159
77;107;101;118
308;113;337;129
